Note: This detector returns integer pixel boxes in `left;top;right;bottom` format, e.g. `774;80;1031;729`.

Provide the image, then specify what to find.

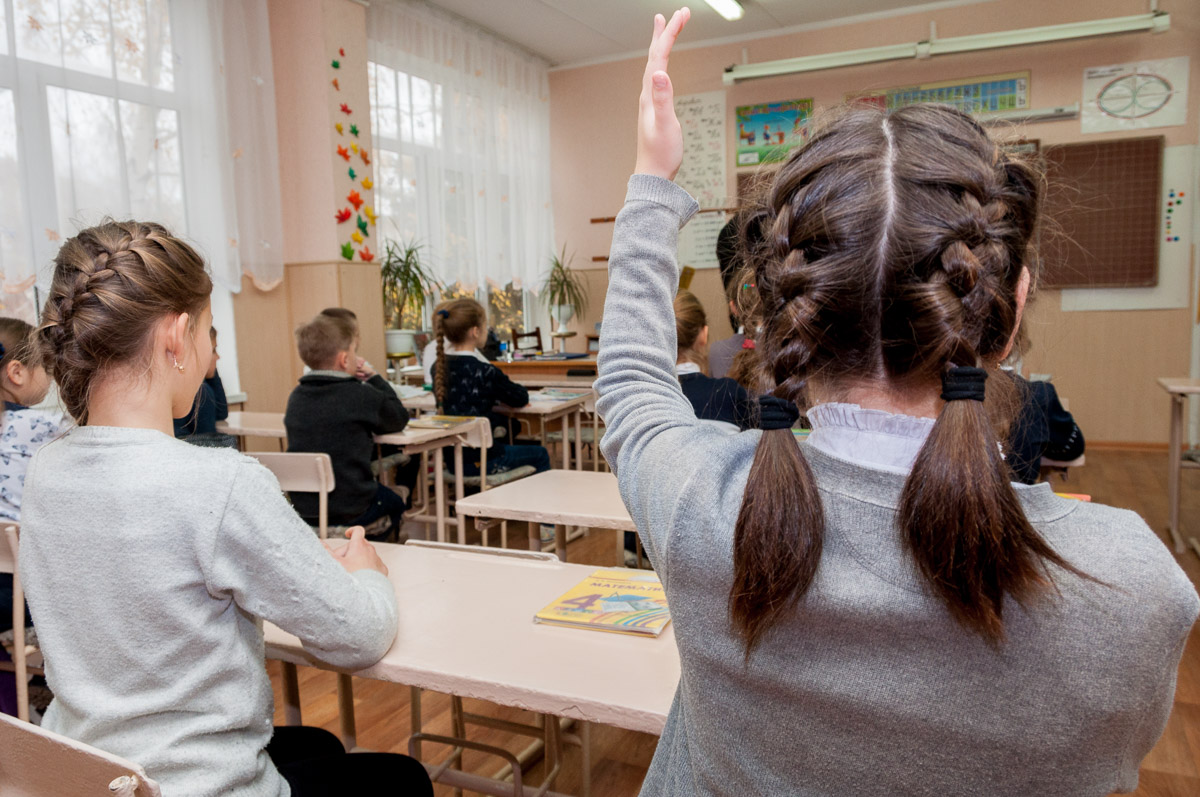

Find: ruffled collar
806;402;934;473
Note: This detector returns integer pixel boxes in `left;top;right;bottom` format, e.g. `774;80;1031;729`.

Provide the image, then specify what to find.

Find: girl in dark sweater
673;290;754;431
433;298;550;476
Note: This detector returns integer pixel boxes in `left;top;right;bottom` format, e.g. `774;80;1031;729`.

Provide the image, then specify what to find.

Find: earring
172;354;185;373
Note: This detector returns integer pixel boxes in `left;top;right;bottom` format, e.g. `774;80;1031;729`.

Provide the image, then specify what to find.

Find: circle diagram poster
1083;57;1189;133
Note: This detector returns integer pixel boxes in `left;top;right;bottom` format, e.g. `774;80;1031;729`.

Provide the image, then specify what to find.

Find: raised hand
635;8;691;181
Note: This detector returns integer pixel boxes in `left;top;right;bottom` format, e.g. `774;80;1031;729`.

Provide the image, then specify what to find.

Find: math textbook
408;415;475;429
534;568;671;637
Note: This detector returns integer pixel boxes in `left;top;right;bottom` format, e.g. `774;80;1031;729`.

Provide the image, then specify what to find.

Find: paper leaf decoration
347;189;364;210
359;245;375;262
331;59;340;69
335;208;352;223
356;215;369;236
348;167;356;180
340;103;352;115
44;228;60;241
336;145;350;161
361;177;373;190
340;241;354;260
351;230;364;244
350;143;358;153
28;16;43;32
359;149;370;165
349;124;359;137
339;47;345;57
363;206;377;225
332;78;340;91
335;122;343;135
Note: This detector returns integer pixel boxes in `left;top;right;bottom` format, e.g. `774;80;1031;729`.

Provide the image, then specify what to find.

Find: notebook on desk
408;415;474;429
529;352;589;361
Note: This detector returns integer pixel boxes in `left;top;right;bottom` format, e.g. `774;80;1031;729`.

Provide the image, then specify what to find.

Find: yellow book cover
534;569;671;637
408;415;475;429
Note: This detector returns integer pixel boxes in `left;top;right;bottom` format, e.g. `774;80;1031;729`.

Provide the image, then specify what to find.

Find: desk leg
434;447;446;544
1168;394;1186;553
574;409;583;472
528;521;539;552
561;414;570;470
336;674;357;751
454;442;466;545
410;686;423;761
555;524;567;563
281;663;302;726
615;530;625;567
540;417;548;466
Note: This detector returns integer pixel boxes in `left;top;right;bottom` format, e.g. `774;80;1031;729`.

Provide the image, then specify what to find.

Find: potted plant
380;238;440;356
540;245;589;336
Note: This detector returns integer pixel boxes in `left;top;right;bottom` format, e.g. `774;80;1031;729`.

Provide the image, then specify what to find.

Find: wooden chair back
510;327;543;353
0;710;162;796
248;453;336;539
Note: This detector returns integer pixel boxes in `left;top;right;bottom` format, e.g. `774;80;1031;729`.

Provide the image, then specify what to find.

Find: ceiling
421;0;991;68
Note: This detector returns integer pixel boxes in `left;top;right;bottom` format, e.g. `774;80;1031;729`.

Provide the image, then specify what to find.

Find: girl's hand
634;8;691;181
328;526;389;576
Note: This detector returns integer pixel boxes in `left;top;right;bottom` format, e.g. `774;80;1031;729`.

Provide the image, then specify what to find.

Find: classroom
1;0;1198;795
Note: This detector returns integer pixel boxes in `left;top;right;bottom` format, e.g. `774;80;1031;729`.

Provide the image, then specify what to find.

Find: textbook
528;388;590;402
534;568;671;637
408;415;475;429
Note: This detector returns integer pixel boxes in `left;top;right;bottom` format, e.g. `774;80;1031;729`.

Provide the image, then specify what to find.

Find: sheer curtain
366;0;555;294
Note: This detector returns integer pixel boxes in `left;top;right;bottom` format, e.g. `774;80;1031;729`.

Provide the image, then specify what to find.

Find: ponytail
900;366;1093;643
433;310;448;412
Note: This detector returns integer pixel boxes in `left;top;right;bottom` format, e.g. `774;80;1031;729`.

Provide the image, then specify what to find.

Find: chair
0;523;41;723
510;327;543;354
0;710;162;796
245;453;359;751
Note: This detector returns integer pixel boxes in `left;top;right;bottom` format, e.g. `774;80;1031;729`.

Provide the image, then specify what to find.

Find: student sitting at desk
1005;371;1085;484
597;10;1197;796
422;300;487;385
433;298;551;477
674;290;754;431
173;324;230;445
286;314;411;540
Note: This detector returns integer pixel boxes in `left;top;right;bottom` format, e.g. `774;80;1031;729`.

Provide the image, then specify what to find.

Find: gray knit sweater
19;426;399;797
596;175;1199;796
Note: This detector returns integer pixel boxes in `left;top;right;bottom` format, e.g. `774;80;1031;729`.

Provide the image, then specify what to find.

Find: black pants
267;726;433;796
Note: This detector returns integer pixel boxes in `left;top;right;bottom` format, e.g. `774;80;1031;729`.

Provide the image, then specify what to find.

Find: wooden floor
270;449;1200;796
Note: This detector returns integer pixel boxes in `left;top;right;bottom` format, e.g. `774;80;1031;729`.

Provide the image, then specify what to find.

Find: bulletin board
1039;136;1163;289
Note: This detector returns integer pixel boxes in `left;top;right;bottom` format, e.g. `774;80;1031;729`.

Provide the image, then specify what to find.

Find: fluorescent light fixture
724;12;1168;84
704;0;744;22
977;103;1080;124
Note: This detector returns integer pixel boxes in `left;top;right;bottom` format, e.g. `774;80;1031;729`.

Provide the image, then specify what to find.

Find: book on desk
408;415;475;429
534;568;671;637
528;388;591;401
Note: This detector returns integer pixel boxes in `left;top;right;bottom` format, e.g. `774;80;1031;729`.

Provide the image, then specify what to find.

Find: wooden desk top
1158;377;1200;395
495;358;598;377
456;471;634;530
401;392;591;417
264;543;678;734
217;411;286;438
219;411;487;449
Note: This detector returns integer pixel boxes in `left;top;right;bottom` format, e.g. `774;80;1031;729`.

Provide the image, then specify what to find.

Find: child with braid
595;9;1197;796
22;221;431;796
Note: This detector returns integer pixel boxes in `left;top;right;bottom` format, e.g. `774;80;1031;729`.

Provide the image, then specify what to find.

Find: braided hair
37;220;211;424
432;297;487;412
732;104;1090;654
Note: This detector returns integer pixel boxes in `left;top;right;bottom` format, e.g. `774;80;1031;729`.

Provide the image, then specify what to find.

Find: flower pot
385;329;417;356
552;305;575;335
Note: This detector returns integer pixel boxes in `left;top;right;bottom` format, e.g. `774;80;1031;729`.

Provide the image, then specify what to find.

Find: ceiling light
704;0;744;22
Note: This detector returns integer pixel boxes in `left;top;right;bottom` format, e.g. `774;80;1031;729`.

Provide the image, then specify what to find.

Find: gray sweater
596;175;1199;796
19;426;399;797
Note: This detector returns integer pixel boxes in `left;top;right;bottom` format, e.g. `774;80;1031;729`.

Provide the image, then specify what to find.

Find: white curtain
0;0;284;313
366;0;555;293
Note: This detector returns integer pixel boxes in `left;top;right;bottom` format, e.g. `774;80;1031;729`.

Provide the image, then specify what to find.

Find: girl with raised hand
595;8;1197;796
23;221;431;796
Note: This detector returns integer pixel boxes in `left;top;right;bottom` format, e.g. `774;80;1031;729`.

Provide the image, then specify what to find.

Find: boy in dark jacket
285;313;410;539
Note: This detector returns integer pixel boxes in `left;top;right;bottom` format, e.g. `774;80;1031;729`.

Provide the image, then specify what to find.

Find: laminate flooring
269;449;1200;796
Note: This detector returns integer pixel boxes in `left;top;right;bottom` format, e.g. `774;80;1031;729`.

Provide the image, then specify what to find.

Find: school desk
494;357;598;378
400;392;593;471
264;541;679;795
455;470;632;564
1157;377;1200;555
216;412;489;544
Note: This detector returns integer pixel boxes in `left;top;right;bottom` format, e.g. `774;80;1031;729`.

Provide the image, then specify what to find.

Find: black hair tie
437;309;450;318
758;395;800;430
0;343;6;359
941;366;987;402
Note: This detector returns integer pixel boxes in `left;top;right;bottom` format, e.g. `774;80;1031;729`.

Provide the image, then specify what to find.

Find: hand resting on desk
325;525;389;576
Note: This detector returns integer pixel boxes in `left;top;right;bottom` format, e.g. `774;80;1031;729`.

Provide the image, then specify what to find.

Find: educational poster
849;72;1029;115
735;99;813;166
1082;57;1189;133
673;91;727;269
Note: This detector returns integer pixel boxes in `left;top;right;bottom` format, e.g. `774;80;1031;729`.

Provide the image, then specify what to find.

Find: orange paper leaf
332;78;339;91
359;149;370;166
336;145;350;161
359;245;375;262
347;189;364;210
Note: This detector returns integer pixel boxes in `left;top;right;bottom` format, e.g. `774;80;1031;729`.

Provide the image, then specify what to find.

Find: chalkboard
1039;136;1163;288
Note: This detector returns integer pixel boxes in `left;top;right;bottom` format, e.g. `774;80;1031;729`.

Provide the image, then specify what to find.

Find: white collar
675;361;702;376
805;402;934;473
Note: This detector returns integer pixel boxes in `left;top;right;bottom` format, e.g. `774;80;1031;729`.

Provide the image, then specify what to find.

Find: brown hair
320;307;359;339
732;104;1089;654
295;315;354;370
432;298;487;410
0;318;40;374
673;290;708;372
38;221;211;424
